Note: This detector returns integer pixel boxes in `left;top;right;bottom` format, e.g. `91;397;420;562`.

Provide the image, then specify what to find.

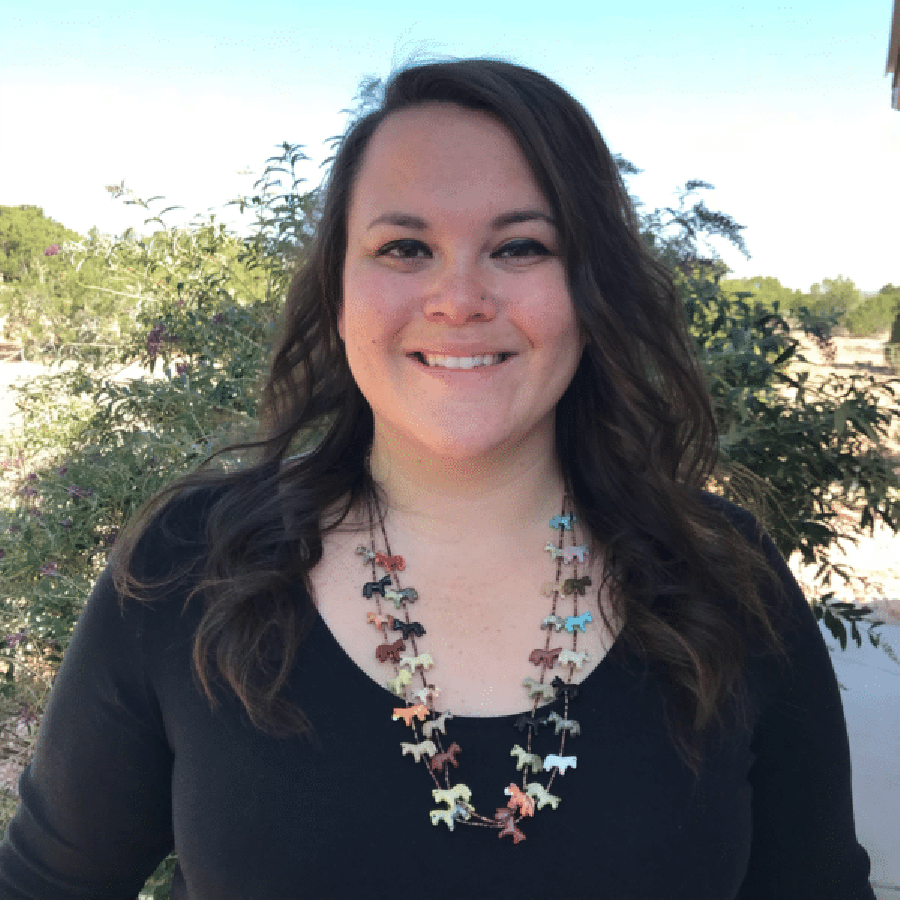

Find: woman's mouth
409;352;515;370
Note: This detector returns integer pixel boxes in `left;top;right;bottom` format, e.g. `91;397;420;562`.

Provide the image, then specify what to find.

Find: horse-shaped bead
432;784;471;808
412;684;441;705
374;552;405;572
384;587;418;608
540;614;567;632
510;744;543;774
522;678;556;702
362;574;392;598
558;649;589;669
544;753;577;774
549;513;575;530
392;704;428;726
366;611;393;630
544;542;588;563
392;618;425;639
399;652;434;672
400;739;437;762
494;807;526;843
562;575;592;595
504;783;535;817
355;545;376;562
386;669;412;696
528;646;562;668
551;675;581;701
422;711;453;738
544;711;581;736
564;611;593;633
430;742;462;774
375;638;405;663
526;782;561;810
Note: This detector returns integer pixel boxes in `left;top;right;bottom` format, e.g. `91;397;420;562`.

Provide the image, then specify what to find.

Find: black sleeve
736;530;875;899
0;555;176;898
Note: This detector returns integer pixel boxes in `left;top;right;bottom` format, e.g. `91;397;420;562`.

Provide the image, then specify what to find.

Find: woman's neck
366;438;569;550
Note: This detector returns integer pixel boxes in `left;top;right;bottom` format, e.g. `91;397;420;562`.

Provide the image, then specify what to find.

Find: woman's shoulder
145;482;229;543
695;488;808;639
121;479;241;587
141;461;283;543
695;489;766;543
125;460;291;580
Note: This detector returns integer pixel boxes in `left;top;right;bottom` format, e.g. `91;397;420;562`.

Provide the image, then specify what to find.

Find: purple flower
43;244;60;257
145;322;178;360
4;630;27;649
102;530;118;546
27;473;37;482
211;313;225;325
17;704;38;727
58;466;68;477
0;548;6;560
20;485;38;497
39;561;59;576
8;524;20;534
176;362;188;376
60;518;73;530
66;484;93;499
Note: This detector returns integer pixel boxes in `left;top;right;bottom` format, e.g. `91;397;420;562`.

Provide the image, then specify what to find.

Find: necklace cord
361;484;585;838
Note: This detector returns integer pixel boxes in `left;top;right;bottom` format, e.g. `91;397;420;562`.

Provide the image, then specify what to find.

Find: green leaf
833;402;849;436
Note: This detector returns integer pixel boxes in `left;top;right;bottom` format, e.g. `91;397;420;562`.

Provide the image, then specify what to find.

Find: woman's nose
422;265;498;324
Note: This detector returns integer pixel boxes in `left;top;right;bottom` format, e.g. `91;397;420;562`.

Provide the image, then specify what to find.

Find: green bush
889;308;900;345
0;205;82;284
843;285;900;337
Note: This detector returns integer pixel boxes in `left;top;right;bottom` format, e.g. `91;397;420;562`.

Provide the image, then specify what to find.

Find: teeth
421;354;507;369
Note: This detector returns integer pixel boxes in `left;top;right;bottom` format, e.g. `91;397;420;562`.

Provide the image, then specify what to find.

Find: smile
410;352;515;369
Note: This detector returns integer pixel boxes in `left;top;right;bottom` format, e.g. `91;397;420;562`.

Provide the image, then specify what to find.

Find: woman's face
340;102;585;467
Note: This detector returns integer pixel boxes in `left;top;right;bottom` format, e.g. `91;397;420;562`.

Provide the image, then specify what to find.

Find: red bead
375;552;405;572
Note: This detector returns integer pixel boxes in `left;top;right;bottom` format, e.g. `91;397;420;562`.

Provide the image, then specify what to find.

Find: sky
1;0;898;294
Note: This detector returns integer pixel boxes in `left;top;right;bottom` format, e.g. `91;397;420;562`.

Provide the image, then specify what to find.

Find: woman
0;59;875;899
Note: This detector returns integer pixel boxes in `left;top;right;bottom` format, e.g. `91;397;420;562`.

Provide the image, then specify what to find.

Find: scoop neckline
312;608;624;724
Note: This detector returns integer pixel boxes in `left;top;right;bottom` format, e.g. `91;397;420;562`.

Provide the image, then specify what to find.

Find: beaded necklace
356;487;593;843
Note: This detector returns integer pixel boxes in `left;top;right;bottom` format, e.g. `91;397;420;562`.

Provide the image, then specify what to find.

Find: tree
636;179;749;270
843;283;900;337
638;183;900;619
719;275;803;313
0;206;82;283
801;275;860;318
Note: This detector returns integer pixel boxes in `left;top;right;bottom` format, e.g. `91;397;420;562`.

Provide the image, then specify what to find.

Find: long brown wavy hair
111;58;796;778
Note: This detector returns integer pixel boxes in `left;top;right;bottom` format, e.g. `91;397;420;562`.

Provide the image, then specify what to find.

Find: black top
0;488;876;899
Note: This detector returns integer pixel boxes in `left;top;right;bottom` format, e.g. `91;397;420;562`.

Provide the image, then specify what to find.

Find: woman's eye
493;239;551;259
377;239;431;260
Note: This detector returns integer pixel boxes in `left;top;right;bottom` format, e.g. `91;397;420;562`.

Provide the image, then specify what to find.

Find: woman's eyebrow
366;212;428;231
492;209;556;229
365;209;556;232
